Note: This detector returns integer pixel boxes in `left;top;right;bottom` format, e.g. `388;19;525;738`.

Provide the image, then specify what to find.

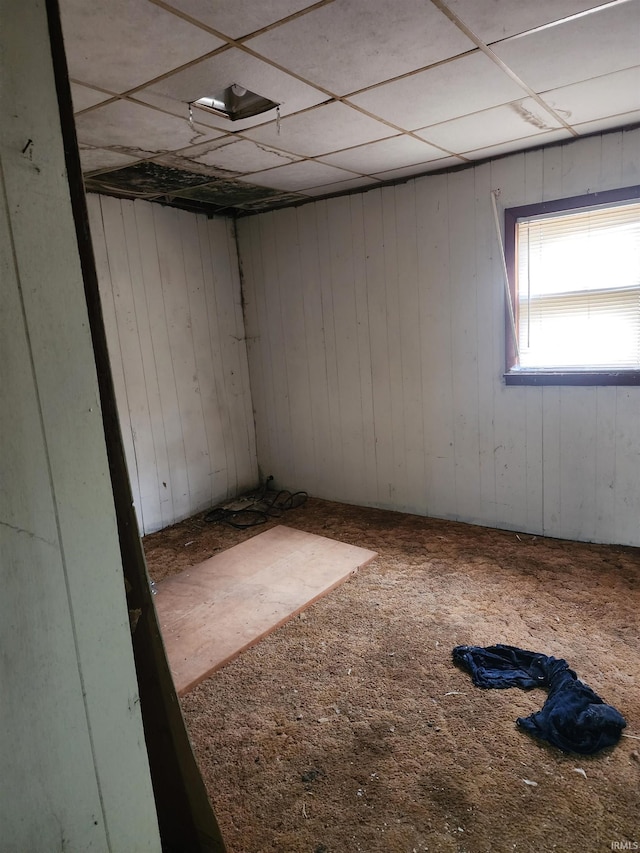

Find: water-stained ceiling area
60;0;640;217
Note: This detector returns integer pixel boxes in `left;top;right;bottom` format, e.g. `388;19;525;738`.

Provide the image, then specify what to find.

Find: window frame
503;185;640;386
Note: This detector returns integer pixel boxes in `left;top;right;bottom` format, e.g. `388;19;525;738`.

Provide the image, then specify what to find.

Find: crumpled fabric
452;643;626;755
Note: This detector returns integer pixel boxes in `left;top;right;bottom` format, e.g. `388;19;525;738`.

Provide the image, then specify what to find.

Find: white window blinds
516;200;640;369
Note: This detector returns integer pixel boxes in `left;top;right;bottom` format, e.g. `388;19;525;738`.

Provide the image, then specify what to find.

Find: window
504;186;640;385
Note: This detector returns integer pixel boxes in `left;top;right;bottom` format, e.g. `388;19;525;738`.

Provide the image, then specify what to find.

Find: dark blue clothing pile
452;644;626;755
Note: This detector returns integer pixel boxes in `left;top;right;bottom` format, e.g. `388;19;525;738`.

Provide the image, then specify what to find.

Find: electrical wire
203;480;308;529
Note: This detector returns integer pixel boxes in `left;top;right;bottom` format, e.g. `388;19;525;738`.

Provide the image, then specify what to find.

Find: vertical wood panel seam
253;216;277;479
613;388;619;541
295;207;319;488
387;190;404;504
366;191;386;505
445;173;458;519
101;198;145;533
226;217;251;490
121;198;157;535
207;218;234;494
0;160;112;849
134;201;175;527
195;218;220;506
350;195;373;505
154;205;191;513
310;203;332;494
385;187;408;510
172;209;195;509
133;200;172;528
323;203;345;496
472;169;483;522
179;210;214;504
411;184;425;511
541;385;546;536
230;218;257;487
204;219;235;496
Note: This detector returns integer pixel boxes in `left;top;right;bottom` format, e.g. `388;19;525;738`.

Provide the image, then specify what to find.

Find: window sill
504;370;640;386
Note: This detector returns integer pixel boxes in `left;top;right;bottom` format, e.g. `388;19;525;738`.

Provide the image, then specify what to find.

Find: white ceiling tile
318;135;445;174
372;156;467;181
416;99;565;153
492;2;640;93
239;161;360;191
74;99;224;154
59;0;223;93
135;47;327;132
159;0;315;39
173;136;240;157
79;147;140;173
540;66;640;127
70;83;114;113
244;102;394;157
348;52;526;130
301;176;382;197
445;0;608;44
574;110;640;135
463;128;573;160
129;90;219;128
246;0;475;95
233;193;308;211
58;0;640;213
192;139;301;172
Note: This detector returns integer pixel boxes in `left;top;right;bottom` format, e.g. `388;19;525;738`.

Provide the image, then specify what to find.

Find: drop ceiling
61;0;640;217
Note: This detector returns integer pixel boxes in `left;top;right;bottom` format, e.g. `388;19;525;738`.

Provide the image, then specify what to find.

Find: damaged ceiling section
63;0;640;219
81;152;303;217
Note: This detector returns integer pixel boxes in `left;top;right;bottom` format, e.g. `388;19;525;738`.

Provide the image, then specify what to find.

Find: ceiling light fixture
191;83;279;121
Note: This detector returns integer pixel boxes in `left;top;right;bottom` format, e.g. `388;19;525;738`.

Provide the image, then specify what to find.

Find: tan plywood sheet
154;525;377;694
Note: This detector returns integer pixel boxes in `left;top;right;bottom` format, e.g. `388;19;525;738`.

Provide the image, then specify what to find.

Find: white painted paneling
349;194;379;505
210;217;258;491
415;173;456;518
447;170;482;523
238;126;640;545
393;182;424;514
296;204;335;496
256;211;298;485
489;153;535;532
612;388;640;545
362;189;396;507
88;195;258;533
240;215;274;478
0;0;160;847
130;198;178;528
273;206;316;490
328;195;370;505
381;188;408;510
91;197;145;525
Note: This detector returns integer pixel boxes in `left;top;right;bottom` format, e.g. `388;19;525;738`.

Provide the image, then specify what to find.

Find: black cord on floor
203;482;308;529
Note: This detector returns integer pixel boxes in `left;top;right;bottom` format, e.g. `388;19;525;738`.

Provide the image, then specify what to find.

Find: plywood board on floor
154;525;377;695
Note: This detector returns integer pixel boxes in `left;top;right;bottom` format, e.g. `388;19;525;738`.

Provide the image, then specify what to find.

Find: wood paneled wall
88;195;258;534
238;128;640;546
1;1;160;847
